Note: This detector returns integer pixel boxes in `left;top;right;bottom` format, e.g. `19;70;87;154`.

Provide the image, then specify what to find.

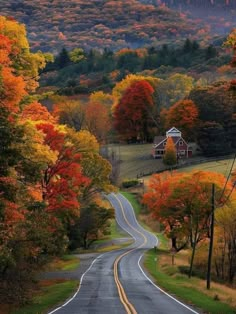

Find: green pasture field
106;143;236;182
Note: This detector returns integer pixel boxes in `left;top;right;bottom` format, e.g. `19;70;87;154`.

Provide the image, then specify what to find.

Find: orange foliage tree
85;101;112;143
163;137;177;166
165;100;199;140
143;170;231;276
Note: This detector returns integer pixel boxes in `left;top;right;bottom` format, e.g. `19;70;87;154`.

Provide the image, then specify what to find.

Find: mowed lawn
107;143;165;182
106;143;236;183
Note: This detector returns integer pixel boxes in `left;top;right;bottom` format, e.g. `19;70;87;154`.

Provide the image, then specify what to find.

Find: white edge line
138;254;200;314
117;193;199;314
48;193;137;314
47;253;105;314
108;194;137;244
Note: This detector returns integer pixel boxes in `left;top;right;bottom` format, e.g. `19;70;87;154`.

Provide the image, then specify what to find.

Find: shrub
122;179;139;188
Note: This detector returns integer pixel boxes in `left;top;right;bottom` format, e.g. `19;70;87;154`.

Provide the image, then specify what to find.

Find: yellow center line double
112;193;148;314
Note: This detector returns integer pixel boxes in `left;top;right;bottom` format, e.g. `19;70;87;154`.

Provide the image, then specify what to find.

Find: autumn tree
163;137;177;166
165;100;198;140
52;99;85;131
157;74;194;108
143;171;187;252
36;123;89;222
89;91;115;107
214;202;236;284
0;20;61;305
84;101;112;143
21;101;56;124
69;203;114;249
113;80;154;142
143;170;230;275
0;16;47;92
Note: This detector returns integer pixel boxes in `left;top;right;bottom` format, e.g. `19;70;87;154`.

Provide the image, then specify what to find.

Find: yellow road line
112;193;148;314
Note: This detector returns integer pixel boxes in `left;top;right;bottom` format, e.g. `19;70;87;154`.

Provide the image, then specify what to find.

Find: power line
217;152;236;205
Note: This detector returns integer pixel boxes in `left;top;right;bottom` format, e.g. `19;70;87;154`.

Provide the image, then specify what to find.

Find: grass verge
144;248;236;314
120;191;142;216
46;254;80;271
13;279;78;314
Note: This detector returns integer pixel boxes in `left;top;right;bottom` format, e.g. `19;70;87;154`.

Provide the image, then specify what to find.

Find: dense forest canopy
0;0;236;52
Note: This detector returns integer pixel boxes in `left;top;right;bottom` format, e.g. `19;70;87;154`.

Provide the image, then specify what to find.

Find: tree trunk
189;224;199;278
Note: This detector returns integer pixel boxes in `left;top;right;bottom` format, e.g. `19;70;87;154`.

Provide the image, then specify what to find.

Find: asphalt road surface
48;193;200;314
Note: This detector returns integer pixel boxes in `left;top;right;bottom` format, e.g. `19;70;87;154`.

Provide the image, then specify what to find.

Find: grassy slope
109;143;236;182
145;249;236;314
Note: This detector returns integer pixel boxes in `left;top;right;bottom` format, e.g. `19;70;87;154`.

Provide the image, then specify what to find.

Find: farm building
152;127;192;159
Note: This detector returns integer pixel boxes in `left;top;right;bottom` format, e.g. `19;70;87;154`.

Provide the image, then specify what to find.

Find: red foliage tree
36;123;89;220
113;80;154;142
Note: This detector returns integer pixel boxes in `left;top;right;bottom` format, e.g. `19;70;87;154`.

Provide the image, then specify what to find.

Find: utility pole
206;183;215;290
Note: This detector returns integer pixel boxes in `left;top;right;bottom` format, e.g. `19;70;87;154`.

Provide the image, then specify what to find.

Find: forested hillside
0;0;234;52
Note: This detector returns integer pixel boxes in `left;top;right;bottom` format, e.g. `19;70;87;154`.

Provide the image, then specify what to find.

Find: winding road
48;193;200;314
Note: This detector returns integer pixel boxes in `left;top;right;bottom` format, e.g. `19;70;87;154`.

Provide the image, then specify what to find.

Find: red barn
152;127;192;159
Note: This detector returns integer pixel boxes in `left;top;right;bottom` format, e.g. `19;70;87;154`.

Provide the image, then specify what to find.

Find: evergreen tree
56;47;71;69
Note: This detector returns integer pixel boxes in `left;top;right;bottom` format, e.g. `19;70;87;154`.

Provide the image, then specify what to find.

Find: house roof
153;135;188;149
153;136;165;145
166;127;182;137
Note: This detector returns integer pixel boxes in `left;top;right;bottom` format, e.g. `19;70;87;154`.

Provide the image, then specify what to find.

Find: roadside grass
120;191;142;216
46;254;80;271
144;247;236;314
120;191;160;232
12;279;78;314
96;240;134;253
108;218;128;238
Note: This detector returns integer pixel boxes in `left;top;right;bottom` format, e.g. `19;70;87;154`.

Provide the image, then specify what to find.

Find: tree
84;101;112;143
69;48;85;63
52;99;85;131
113;80;154;142
142;171;187;252
36;123;89;222
189;82;236;124
165;100;199;140
89;91;115;107
69;203;114;249
56;48;71;69
0;16;47;92
224;29;236;68
197;122;232;156
21;101;56;124
215;203;236;284
157;74;194;108
163;137;177;166
143;170;230;275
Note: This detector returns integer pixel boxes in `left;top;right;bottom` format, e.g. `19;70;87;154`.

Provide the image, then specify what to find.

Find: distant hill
140;0;236;35
0;0;234;53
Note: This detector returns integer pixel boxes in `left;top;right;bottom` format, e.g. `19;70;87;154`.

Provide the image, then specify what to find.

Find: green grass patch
47;255;80;271
177;158;236;175
13;280;78;314
156;232;169;250
144;249;236;314
108;218;127;238
120;191;142;216
107;143;164;182
96;240;133;252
